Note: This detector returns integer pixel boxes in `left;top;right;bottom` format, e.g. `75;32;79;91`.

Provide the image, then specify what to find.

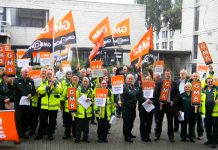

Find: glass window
156;33;159;40
193;35;198;59
7;8;48;28
169;41;173;50
156;43;159;50
162;42;168;49
194;7;200;31
170;30;174;38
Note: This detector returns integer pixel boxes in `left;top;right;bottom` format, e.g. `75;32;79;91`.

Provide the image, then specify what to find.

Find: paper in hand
19;96;30;106
78;95;92;109
142;100;155;112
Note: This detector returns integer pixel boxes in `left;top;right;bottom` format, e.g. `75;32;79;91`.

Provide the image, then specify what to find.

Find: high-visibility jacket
37;80;62;110
201;86;218;117
94;89;116;121
31;93;39;107
62;82;78;113
75;86;94;118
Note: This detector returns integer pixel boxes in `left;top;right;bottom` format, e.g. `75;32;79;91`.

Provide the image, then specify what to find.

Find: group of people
0;64;218;148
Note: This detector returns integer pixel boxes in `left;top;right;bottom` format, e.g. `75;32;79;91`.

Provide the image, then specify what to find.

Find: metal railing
0;21;11;37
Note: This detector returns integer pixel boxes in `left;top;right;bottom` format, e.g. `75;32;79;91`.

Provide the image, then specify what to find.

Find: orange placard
61;61;71;67
0;44;3;51
16;51;27;59
29;70;41;79
191;82;201;105
111;75;124;85
154;60;164;67
2;44;11;51
0;110;19;142
90;60;103;70
40;51;50;58
95;88;108;98
5;51;15;77
197;65;208;72
159;80;171;103
0;51;4;67
68;88;77;112
129;26;153;63
142;80;155;90
199;42;213;65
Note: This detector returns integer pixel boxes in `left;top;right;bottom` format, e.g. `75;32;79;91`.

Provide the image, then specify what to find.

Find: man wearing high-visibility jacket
61;73;79;139
75;77;94;143
94;80;116;143
201;77;218;148
34;70;62;141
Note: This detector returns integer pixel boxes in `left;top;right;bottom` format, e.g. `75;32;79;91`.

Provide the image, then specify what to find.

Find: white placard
40;58;51;66
142;101;155;112
109;115;117;124
95;98;106;107
91;69;104;78
112;84;123;94
19;96;30;106
178;111;184;121
17;59;30;68
34;78;42;88
143;89;154;98
78;95;92;109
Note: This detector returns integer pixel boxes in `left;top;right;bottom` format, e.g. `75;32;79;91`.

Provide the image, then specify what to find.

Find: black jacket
0;82;14;109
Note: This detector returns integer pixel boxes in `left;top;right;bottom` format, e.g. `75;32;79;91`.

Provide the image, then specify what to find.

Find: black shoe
21;134;29;139
125;138;133;143
107;131;110;135
204;141;212;145
75;138;80;143
169;138;175;143
189;138;195;143
98;138;103;143
142;137;151;142
103;138;108;143
117;114;121;118
62;134;70;139
181;138;186;142
211;144;217;148
83;138;90;143
130;134;136;138
197;135;203;140
34;135;43;140
48;135;54;141
154;137;160;141
174;128;178;132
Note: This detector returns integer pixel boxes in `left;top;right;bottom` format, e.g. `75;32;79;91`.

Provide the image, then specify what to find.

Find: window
193;35;198;59
170;30;174;38
162;42;168;49
7;8;48;28
195;0;200;3
169;41;173;50
156;33;159;40
194;7;200;31
162;31;168;38
156;43;159;50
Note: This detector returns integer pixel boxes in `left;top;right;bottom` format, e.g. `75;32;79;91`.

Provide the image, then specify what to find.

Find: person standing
178;82;196;142
154;69;179;143
75;77;94;143
35;70;62;140
201;77;218;148
13;67;36;139
95;80;116;143
121;74;138;143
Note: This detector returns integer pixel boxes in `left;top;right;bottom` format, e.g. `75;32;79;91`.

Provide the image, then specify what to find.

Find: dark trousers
174;113;179;131
97;117;109;140
195;112;204;136
15;106;32;136
139;110;153;139
75;118;90;140
37;109;58;137
181;118;195;139
30;106;40;133
122;105;136;139
63;111;77;137
155;104;174;139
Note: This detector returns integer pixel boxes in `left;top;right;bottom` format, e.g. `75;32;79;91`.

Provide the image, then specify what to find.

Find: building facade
0;0;146;66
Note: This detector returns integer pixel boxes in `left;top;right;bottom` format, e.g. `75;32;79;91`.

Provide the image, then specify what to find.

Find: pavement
0;111;211;150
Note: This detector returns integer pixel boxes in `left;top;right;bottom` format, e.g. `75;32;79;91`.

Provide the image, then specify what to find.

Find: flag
89;30;104;63
22;17;54;59
129;26;153;68
113;18;130;46
54;10;76;51
89;16;113;47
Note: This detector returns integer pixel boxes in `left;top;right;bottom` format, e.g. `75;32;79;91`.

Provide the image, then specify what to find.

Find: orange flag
89;30;105;62
113;18;130;46
89;16;113;47
22;17;54;58
54;11;76;51
0;110;19;142
129;26;153;65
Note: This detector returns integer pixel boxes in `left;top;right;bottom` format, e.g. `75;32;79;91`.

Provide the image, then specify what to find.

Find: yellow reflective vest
37;80;62;110
201;86;218;117
94;89;116;121
75;86;94;118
